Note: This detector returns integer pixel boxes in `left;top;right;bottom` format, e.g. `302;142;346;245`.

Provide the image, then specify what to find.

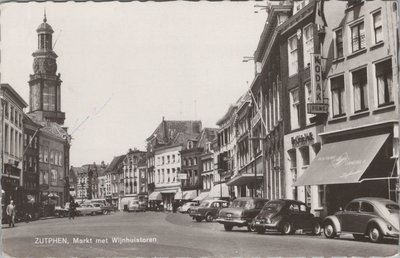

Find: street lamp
254;4;270;14
242;56;255;63
79;174;85;204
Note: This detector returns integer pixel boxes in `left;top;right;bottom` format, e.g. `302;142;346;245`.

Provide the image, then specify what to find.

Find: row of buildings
215;0;399;217
74;0;399;217
1;15;71;219
63;0;398;217
70;121;221;212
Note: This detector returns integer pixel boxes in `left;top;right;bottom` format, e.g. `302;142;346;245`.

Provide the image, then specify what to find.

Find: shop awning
174;191;184;200
227;174;263;186
183;190;197;200
193;192;209;202
294;134;389;186
148;191;162;201
160;189;177;194
208;183;230;198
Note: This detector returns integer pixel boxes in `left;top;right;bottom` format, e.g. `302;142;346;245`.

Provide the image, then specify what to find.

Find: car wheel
256;227;265;234
312;222;322;235
247;224;256;232
281;221;293;235
224;224;233;231
195;217;203;222
324;222;336;239
368;225;383;243
353;234;366;241
103;210;108;215
205;214;213;222
91;212;96;216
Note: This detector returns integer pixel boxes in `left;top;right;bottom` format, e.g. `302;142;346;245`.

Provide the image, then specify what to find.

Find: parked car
189;199;229;222
84;199;115;214
216;197;268;232
178;202;199;213
127;200;146;212
323;197;399;243
91;203;113;215
76;203;102;216
252;199;322;235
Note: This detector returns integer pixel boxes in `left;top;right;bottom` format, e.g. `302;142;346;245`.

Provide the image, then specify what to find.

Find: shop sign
291;132;314;147
307;103;328;114
311;54;323;103
177;173;187;180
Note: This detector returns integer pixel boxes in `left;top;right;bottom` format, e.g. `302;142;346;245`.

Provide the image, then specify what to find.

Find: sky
1;1;268;167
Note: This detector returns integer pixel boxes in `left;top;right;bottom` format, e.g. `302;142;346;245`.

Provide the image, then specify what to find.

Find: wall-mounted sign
307;103;328;114
311;54;323;103
291;132;314;147
177;173;187;180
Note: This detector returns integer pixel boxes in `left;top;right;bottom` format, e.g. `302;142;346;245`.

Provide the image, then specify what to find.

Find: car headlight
266;218;271;224
387;224;393;231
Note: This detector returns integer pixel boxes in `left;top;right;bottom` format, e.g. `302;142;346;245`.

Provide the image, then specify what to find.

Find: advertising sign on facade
310;53;323;103
177;173;187;180
307;103;328;114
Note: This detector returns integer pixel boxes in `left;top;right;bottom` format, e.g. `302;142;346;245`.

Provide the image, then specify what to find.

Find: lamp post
80;174;85;204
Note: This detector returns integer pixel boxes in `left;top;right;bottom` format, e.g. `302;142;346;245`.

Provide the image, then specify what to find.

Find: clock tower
28;14;65;125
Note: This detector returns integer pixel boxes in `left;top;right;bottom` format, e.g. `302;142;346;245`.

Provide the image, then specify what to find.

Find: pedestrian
69;201;75;219
6;200;16;227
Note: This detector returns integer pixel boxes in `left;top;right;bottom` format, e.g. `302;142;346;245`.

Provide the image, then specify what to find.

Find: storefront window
288;149;297;200
300;147;310;167
318;185;325;207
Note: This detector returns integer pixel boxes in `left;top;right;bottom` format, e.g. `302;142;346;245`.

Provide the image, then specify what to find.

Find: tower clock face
44;58;57;74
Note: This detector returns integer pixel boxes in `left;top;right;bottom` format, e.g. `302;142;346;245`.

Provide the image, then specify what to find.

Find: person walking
69;201;76;220
6;200;16;227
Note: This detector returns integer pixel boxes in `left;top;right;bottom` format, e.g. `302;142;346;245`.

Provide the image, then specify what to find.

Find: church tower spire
28;14;65;125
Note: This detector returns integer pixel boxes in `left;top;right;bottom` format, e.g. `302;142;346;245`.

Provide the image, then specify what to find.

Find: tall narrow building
28;13;65;125
26;14;71;209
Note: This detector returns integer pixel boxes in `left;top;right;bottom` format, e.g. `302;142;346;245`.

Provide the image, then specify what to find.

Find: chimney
163;117;169;142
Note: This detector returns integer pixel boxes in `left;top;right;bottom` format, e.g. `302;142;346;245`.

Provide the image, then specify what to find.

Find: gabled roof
147;119;202;146
197;128;218;148
106;155;126;172
172;132;200;146
216;91;249;127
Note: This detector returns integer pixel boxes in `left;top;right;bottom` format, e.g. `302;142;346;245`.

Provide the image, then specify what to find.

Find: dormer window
187;141;194;149
206;142;211;152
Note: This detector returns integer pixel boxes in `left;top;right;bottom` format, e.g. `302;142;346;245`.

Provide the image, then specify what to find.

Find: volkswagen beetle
323;197;399;243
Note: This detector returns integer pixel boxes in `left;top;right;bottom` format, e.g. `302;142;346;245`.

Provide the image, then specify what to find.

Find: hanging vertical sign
311;53;323;103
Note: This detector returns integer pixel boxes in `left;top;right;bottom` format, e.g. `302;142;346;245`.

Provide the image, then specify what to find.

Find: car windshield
386;204;400;213
262;202;283;212
230;200;254;209
199;201;209;207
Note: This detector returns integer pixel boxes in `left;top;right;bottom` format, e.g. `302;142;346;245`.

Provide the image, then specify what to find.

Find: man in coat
6;200;16;227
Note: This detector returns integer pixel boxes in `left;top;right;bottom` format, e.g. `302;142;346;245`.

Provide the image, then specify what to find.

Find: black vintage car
252;199;322;235
216;197;268;232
